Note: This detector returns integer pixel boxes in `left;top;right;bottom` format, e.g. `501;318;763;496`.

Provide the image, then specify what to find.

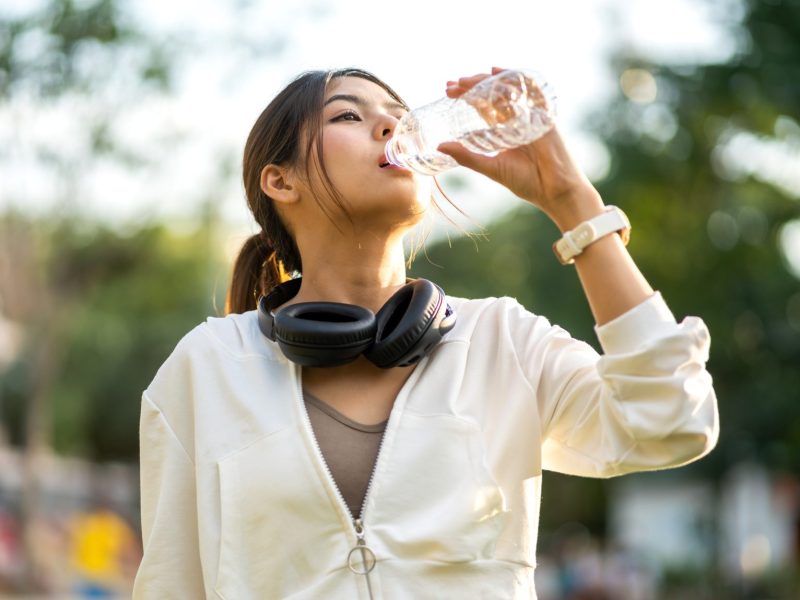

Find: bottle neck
384;138;403;168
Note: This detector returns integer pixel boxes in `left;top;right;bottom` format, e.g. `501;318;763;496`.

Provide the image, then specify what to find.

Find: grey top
304;391;387;520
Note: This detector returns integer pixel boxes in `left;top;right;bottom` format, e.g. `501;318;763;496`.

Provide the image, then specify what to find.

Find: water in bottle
384;69;557;175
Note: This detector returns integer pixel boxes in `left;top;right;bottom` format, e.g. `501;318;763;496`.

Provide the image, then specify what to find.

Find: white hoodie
133;292;719;599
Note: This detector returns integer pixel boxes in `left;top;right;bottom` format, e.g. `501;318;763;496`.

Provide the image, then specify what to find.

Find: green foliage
412;0;800;478
0;218;226;460
0;0;172;98
593;0;800;477
411;204;598;345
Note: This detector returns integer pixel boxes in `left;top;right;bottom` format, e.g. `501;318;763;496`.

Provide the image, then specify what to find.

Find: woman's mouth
379;158;408;171
381;163;410;171
377;151;411;172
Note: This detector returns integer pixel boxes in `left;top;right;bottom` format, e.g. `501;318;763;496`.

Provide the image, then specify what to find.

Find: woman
132;67;719;599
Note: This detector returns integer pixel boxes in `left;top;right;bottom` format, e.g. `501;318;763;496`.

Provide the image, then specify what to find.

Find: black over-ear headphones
257;278;456;368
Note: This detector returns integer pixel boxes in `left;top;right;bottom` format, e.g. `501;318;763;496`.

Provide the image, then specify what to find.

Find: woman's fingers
445;67;510;97
437;141;498;178
445;72;491;97
458;73;492;86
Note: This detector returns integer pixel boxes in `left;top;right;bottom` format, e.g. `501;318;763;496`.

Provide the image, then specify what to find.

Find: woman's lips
377;151;411;171
378;157;408;171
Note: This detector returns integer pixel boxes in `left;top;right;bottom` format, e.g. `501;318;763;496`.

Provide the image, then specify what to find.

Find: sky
6;0;796;267
121;0;738;234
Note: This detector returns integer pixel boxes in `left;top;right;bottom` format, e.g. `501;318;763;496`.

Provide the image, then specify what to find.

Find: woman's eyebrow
323;94;406;112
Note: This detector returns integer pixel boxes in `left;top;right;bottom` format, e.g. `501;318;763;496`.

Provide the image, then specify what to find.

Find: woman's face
302;76;432;229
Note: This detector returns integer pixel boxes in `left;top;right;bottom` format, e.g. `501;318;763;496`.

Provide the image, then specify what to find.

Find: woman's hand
438;67;604;231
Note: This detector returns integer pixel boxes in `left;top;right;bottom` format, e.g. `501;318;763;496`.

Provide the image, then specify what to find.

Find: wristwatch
552;205;631;265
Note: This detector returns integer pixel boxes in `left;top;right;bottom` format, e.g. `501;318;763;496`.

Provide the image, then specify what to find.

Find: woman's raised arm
438;68;654;326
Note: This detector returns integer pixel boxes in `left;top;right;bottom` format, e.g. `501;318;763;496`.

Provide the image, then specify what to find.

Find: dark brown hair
225;68;409;315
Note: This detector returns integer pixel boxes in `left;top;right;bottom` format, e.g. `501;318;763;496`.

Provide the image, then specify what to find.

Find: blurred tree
0;211;223;593
0;0;311;592
410;0;800;542
587;0;800;477
0;0;289;460
0;0;181;448
0;215;225;460
0;0;173;98
0;0;189;591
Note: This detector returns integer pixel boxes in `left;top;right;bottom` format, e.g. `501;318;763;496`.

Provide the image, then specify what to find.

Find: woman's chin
347;196;428;230
394;191;431;224
381;186;431;213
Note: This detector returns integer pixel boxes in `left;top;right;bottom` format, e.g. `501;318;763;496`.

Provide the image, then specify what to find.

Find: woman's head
227;68;431;315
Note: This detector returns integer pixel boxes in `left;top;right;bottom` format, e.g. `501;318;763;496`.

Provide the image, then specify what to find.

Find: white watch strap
552;206;630;264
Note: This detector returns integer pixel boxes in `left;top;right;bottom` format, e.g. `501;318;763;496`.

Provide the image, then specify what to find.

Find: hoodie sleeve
509;292;719;478
132;392;205;599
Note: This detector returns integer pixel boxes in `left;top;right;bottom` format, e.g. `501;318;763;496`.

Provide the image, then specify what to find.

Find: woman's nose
375;114;399;139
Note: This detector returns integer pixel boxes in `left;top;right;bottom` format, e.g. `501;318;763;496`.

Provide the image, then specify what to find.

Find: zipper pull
347;519;377;575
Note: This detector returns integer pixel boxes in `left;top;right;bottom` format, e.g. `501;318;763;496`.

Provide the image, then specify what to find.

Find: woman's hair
225;68;409;315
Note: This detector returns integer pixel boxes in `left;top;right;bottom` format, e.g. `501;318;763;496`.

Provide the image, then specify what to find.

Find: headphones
257;278;456;368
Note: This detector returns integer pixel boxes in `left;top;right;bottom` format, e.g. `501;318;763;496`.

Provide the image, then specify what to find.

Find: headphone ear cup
273;303;376;367
364;279;454;368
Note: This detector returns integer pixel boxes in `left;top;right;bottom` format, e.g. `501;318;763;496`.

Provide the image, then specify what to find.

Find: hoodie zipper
349;518;377;598
347;417;393;599
291;356;430;599
292;365;378;599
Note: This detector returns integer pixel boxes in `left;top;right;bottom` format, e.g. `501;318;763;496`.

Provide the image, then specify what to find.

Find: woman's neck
288;229;409;314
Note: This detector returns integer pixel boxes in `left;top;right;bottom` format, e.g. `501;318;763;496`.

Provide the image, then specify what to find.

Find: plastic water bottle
384;69;557;175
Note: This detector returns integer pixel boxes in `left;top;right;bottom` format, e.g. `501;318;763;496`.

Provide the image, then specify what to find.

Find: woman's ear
260;164;300;205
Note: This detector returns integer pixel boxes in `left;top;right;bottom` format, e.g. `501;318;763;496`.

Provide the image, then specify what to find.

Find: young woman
132;67;719;599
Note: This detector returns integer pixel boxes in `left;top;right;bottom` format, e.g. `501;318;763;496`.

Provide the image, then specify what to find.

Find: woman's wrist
545;186;607;233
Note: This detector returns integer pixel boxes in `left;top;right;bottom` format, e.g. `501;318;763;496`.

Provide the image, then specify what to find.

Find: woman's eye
332;111;360;122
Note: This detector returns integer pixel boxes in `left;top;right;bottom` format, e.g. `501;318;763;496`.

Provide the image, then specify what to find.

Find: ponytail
225;233;288;315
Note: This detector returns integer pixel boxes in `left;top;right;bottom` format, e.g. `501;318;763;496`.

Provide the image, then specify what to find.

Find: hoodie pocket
214;427;352;600
367;412;509;563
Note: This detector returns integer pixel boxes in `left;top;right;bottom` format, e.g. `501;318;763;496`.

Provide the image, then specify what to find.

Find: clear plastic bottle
384;69;557;175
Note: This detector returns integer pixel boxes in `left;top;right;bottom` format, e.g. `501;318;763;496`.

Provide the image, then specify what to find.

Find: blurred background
0;0;798;597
